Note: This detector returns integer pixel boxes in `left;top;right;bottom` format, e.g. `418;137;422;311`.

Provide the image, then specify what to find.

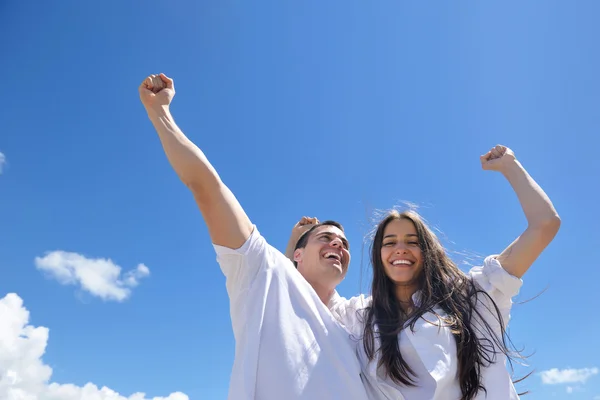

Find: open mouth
391;259;414;267
323;252;342;262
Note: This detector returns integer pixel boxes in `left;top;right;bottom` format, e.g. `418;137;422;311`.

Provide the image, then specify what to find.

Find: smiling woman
328;145;561;400
379;217;423;302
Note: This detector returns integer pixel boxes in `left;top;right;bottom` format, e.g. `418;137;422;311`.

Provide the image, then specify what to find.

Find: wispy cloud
0;293;187;399
35;251;150;302
539;367;599;385
0;151;6;174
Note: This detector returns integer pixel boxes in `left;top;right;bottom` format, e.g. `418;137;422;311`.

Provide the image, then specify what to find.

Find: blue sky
1;1;598;399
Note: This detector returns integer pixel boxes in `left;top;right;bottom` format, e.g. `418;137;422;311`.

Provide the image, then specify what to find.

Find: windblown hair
363;209;524;400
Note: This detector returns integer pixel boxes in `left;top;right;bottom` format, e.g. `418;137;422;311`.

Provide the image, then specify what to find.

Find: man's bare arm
140;73;253;249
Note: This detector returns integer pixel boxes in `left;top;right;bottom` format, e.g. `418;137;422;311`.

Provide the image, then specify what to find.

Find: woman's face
380;218;423;287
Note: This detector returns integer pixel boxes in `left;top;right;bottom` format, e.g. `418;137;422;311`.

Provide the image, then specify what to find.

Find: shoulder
468;255;523;301
328;293;371;335
213;225;265;256
214;225;294;285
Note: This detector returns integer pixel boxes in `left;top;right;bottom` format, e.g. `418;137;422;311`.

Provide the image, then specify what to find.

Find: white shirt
329;256;523;400
214;226;370;400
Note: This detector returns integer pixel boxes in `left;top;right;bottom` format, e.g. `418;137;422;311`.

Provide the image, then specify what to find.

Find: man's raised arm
139;73;253;249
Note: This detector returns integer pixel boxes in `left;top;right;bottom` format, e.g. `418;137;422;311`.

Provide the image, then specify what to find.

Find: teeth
392;259;412;266
324;252;341;261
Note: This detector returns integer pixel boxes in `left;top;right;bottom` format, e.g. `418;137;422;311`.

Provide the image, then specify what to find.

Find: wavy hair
362;209;526;399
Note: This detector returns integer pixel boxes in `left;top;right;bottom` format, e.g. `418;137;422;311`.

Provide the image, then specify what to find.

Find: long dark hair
362;209;525;400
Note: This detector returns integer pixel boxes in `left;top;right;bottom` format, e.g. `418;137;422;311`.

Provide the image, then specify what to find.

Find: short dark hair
292;220;345;267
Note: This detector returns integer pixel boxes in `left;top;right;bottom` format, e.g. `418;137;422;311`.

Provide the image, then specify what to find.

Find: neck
395;284;418;313
305;277;336;305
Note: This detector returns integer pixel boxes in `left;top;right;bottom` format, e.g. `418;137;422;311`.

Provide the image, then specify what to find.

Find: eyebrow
317;232;349;248
383;233;418;239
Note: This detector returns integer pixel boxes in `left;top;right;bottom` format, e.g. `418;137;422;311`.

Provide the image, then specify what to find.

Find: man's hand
139;73;175;111
285;217;319;261
480;144;517;173
292;216;320;240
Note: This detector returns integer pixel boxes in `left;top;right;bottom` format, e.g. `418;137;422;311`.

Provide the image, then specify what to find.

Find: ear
293;248;303;263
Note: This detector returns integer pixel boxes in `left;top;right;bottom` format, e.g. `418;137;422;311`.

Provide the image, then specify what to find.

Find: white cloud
35;252;150;302
566;386;573;394
0;152;6;174
539;367;599;385
0;293;188;400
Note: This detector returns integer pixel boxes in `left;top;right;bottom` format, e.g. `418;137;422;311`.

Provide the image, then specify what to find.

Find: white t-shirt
214;226;370;400
329;256;523;400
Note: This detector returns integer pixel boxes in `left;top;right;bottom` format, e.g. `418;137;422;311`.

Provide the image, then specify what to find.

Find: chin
386;272;416;285
391;279;413;286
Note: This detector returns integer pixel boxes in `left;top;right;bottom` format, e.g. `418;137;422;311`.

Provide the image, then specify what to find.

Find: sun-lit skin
380;218;423;307
293;225;350;304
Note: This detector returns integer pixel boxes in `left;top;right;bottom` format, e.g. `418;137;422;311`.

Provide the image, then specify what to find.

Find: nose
394;244;409;254
330;237;343;248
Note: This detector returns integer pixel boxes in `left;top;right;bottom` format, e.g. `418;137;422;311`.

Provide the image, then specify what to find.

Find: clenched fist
292;216;320;239
285;216;320;260
480;144;517;173
139;73;175;110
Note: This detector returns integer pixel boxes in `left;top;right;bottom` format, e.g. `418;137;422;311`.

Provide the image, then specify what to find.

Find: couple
139;74;561;400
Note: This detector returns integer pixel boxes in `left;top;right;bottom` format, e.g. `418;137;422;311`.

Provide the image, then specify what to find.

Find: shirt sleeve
212;225;272;300
328;293;371;337
469;255;523;330
470;256;522;302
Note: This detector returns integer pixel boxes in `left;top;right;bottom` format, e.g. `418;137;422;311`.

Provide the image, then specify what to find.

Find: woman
291;145;560;400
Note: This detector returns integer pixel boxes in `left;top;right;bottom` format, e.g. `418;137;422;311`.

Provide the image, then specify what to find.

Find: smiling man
139;74;369;400
291;220;350;304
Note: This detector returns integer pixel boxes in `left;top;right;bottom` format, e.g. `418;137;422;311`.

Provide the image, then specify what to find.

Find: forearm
145;105;252;248
502;160;560;228
496;159;560;277
147;106;221;195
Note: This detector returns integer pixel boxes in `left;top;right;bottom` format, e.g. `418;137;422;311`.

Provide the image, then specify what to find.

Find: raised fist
292;216;320;239
480;144;516;172
139;73;175;110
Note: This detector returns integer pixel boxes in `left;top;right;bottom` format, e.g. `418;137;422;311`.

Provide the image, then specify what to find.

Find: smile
323;252;342;262
391;259;413;266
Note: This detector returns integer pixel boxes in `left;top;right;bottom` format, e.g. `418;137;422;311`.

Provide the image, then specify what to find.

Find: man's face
293;225;351;286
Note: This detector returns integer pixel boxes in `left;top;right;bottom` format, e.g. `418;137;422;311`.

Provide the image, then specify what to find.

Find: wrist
500;159;524;179
146;105;171;120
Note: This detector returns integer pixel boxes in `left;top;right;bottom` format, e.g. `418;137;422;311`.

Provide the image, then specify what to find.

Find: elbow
177;165;223;199
533;213;561;238
185;176;224;203
546;213;562;231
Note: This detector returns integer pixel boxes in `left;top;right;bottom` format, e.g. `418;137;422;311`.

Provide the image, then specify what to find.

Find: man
139;74;369;400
